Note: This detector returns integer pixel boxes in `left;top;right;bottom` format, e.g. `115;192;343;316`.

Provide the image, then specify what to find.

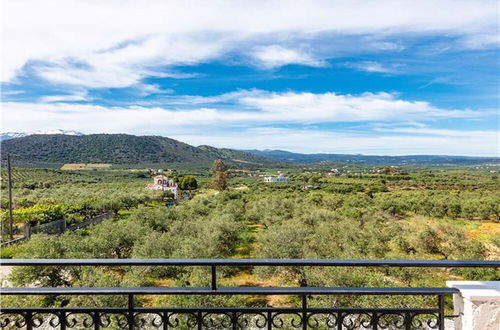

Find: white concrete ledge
447;281;500;330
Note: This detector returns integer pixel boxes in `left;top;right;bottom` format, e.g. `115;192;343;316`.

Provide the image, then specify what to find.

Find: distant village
142;164;428;205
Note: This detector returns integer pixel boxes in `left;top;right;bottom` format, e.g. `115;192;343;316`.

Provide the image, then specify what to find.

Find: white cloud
2;89;497;156
251;46;325;69
345;61;400;73
2;90;485;133
461;33;500;49
39;91;89;103
373;126;496;137
232;90;480;122
173;127;499;157
30;35;226;88
1;0;498;86
151;89;484;123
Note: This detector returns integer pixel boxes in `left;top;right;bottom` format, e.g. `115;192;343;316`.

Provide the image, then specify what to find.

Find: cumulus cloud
232;90;479;122
2;0;498;86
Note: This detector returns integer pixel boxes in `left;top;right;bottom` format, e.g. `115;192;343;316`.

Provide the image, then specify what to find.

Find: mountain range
1;132;498;167
0;129;84;141
245;149;500;166
0;133;280;167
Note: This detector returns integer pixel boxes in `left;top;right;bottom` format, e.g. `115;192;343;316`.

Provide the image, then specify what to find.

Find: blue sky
1;0;499;156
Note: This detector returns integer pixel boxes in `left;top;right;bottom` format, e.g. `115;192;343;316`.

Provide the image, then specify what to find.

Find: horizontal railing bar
2;258;499;267
0;286;459;296
0;307;440;313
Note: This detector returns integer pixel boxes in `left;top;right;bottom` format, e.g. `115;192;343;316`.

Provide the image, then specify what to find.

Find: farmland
1;164;499;310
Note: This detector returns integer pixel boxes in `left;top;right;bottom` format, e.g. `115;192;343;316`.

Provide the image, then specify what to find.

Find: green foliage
211;159;229;191
178;175;198;190
0;244;17;258
3;166;499;310
0;134;279;166
2;204;68;225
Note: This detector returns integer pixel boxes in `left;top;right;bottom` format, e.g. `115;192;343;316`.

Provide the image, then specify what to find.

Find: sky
1;0;499;156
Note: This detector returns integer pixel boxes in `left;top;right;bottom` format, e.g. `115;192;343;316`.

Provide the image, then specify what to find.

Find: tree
211;159;228;191
179;176;198;190
161;189;175;200
417;226;442;255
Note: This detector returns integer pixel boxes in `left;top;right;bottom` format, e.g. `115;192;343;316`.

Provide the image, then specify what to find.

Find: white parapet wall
446;281;500;330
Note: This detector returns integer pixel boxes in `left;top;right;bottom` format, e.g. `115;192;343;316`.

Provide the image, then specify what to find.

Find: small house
146;175;179;199
264;173;289;183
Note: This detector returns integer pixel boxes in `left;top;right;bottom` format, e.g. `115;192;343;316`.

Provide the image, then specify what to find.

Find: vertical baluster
302;295;307;330
438;294;445;330
267;311;272;330
60;311;66;330
232;311;237;330
94;311;100;330
336;312;343;330
197;311;202;330
25;312;33;330
128;295;135;330
372;312;378;330
211;265;217;290
405;311;411;330
162;311;168;330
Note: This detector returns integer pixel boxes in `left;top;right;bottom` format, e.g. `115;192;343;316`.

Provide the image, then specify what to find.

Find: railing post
336;312;343;330
93;311;100;330
302;294;308;330
197;311;202;330
372;312;378;330
438;294;445;330
405;311;411;330
211;265;217;290
25;311;33;330
128;294;134;330
232;311;237;330
162;311;169;330
59;311;66;330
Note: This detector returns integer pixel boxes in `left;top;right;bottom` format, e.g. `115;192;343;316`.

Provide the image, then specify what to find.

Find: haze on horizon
1;0;499;156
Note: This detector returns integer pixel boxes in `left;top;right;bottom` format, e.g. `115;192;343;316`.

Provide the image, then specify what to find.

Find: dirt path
229;223;291;306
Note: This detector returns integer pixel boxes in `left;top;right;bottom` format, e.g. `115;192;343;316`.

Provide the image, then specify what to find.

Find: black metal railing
1;259;498;329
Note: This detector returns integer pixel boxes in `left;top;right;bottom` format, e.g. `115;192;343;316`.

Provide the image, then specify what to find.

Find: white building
264;174;289;183
146;175;179;199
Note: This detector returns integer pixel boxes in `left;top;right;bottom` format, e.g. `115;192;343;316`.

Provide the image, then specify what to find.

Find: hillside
3;134;497;167
0;134;280;166
246;149;500;166
197;145;280;165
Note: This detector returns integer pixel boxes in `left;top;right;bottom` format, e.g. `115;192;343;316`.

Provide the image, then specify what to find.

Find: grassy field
60;163;112;170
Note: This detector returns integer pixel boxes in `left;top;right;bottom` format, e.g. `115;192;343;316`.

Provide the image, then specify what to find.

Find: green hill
0;134;280;167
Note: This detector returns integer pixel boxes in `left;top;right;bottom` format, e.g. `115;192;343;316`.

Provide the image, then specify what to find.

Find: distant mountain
0;129;84;141
0;134;280;167
246;149;500;166
198;145;281;165
2;133;497;167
